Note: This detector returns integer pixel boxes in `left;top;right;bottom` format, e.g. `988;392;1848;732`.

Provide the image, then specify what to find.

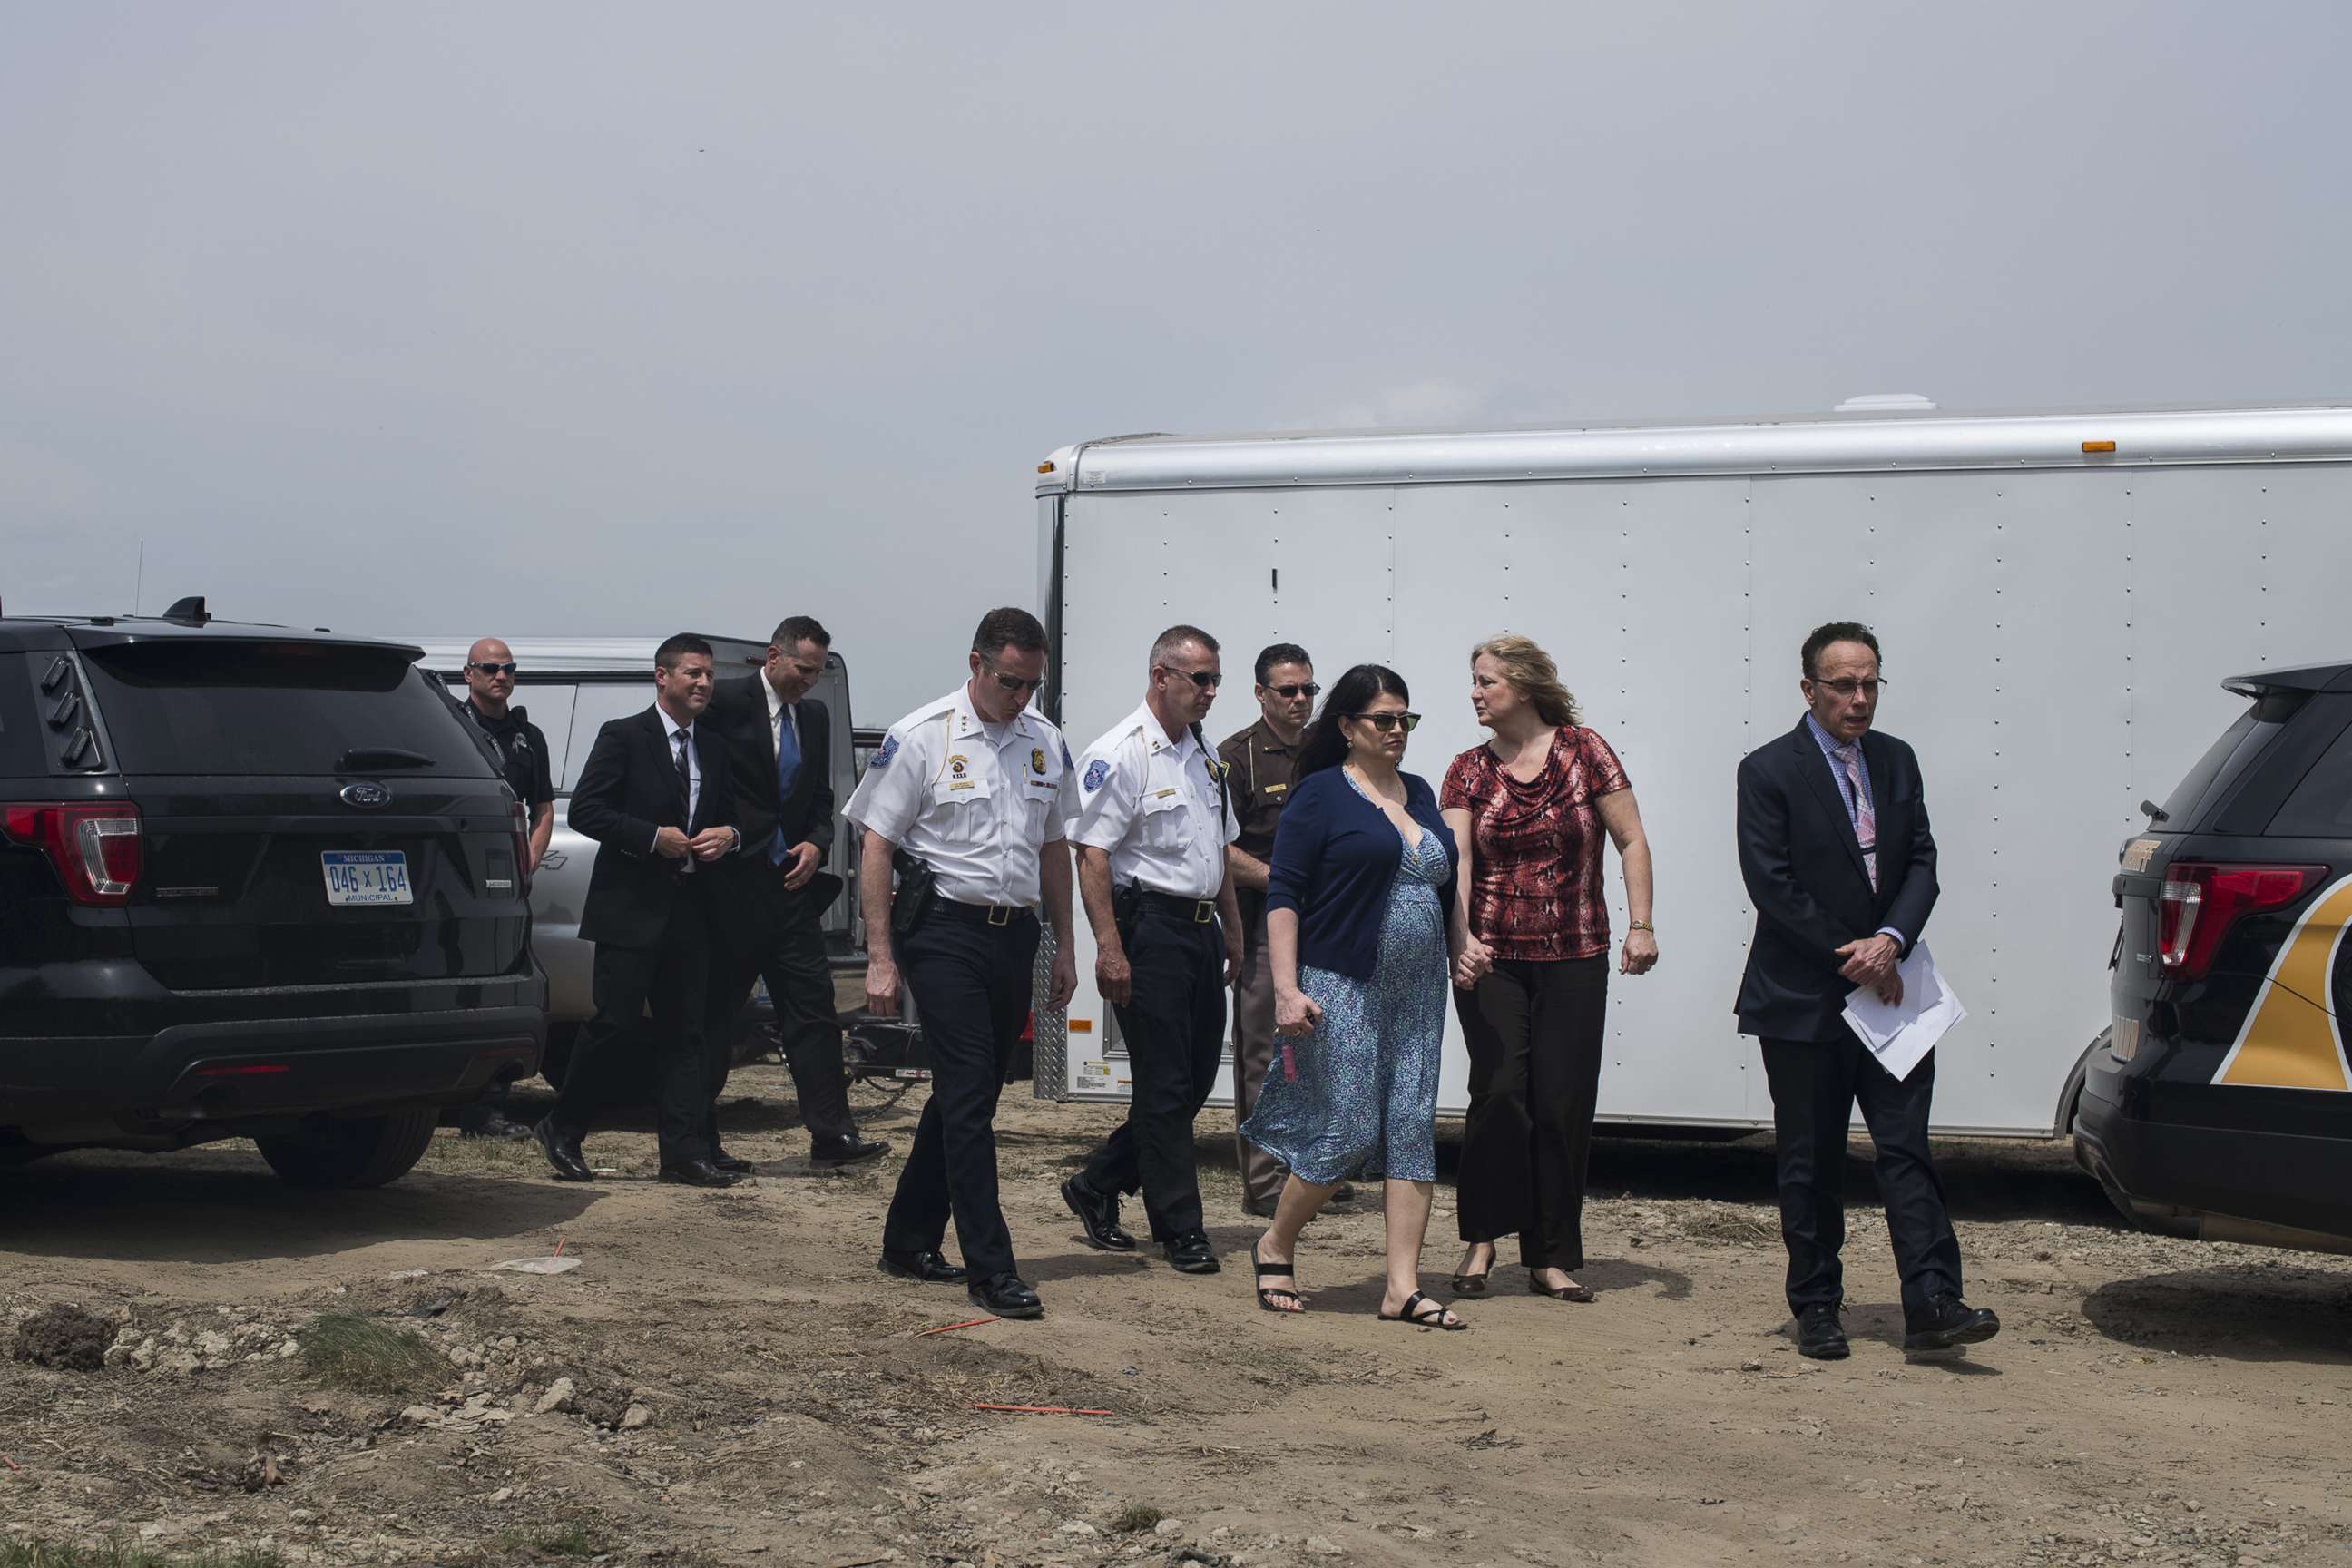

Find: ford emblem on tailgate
340;781;393;808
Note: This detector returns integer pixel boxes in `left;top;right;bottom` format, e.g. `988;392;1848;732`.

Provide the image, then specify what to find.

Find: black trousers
1452;956;1609;1269
1759;1034;1964;1323
1080;907;1226;1242
705;878;856;1150
881;904;1040;1281
554;885;712;1168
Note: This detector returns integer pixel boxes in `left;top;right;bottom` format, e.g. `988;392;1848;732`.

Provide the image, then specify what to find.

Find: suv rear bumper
2075;1067;2352;1250
2;988;544;1137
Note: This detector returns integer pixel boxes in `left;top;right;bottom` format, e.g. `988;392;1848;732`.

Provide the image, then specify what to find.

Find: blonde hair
1472;634;1582;728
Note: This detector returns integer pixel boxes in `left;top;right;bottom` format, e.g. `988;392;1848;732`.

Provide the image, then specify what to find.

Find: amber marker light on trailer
2082;439;2117;453
1037;461;1056;474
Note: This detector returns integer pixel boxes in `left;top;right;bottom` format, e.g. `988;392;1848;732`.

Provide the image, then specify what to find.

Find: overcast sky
6;2;2347;717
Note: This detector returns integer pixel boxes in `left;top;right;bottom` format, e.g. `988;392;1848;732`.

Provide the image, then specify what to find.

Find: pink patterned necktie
1834;743;1878;891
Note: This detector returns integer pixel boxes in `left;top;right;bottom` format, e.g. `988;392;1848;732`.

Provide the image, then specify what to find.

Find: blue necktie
770;705;801;865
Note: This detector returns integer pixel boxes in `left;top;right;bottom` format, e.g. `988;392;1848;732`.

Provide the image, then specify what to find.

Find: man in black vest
456;636;554;1140
534;633;742;1188
1734;621;1997;1362
702;616;887;1171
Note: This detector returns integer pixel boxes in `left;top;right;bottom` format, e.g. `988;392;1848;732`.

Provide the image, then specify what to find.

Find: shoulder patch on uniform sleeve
1083;758;1110;792
872;733;900;769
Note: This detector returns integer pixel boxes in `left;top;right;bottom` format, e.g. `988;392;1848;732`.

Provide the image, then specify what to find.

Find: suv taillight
0;802;144;905
509;799;533;897
2155;862;2322;979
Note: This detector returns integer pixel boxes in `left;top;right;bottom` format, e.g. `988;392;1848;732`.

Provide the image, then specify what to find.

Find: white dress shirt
656;705;705;872
1068;702;1238;899
845;684;1079;908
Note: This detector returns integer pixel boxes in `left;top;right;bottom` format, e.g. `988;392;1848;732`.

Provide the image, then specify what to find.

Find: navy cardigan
1265;767;1455;981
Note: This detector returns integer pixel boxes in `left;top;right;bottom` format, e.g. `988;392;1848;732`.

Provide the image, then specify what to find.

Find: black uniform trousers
880;902;1039;1282
1079;905;1226;1242
1452;955;1609;1270
705;878;856;1152
1759;1034;1963;1323
554;879;715;1169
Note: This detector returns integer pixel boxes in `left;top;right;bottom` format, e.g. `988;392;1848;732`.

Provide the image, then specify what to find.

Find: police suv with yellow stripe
2077;660;2352;1251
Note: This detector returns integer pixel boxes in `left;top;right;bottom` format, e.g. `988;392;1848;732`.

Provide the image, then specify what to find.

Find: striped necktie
1833;742;1877;891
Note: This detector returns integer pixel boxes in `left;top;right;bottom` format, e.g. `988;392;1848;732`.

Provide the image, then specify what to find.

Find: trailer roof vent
1833;393;1939;414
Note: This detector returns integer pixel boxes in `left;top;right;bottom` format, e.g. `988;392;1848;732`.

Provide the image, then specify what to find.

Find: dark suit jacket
1734;718;1939;1042
704;672;835;875
569;705;737;950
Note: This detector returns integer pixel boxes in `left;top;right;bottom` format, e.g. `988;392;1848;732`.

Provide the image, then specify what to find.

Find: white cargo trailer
1025;404;2352;1137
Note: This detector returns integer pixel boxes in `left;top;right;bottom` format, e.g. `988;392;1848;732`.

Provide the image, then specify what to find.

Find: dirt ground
5;1064;2350;1568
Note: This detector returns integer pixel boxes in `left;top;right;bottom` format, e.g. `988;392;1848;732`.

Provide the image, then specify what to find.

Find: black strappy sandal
1378;1290;1466;1330
1251;1240;1304;1315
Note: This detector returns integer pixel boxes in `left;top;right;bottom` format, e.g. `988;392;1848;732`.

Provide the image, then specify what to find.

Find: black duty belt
931;897;1035;929
1132;889;1220;925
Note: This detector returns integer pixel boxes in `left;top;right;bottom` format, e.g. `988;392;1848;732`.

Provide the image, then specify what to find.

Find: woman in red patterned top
1441;634;1657;1302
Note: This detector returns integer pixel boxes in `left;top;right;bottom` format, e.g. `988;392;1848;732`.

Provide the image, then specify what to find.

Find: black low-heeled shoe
1528;1271;1595;1302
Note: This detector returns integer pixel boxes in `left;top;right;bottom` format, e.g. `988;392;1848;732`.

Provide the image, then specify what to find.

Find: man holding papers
1734;622;1999;1363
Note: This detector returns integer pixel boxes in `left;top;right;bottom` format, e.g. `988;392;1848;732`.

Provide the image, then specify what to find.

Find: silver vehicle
408;636;868;1086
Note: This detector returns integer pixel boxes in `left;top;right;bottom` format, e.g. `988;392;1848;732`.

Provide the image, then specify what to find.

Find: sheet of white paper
1841;941;1966;1081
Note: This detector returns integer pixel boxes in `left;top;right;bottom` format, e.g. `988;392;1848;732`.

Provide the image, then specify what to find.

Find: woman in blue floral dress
1240;664;1486;1328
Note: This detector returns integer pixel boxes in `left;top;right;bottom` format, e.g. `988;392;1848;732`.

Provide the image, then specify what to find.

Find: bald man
456;636;555;1139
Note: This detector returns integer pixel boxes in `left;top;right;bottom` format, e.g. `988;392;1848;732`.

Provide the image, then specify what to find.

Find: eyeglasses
1160;667;1224;690
1808;678;1886;700
1266;682;1320;699
981;661;1044;695
469;662;518;677
1351;711;1422;733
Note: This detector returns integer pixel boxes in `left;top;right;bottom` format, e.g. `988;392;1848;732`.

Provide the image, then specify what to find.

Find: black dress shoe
1903;1294;2000;1359
460;1109;535;1142
657;1159;741;1188
1796;1302;1849;1360
1162;1230;1221;1274
967;1271;1044;1319
808;1133;888;1169
1061;1175;1136;1251
709;1148;755;1174
533;1118;593;1183
1328;1181;1357;1204
878;1248;968;1284
1241;1195;1279;1220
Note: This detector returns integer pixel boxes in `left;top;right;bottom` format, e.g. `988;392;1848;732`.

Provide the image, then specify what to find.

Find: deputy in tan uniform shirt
1219;642;1348;1218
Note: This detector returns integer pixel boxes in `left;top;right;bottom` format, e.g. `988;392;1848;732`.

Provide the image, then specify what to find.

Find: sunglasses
469;662;518;677
1160;667;1224;690
981;661;1044;695
1266;682;1320;699
1351;711;1422;733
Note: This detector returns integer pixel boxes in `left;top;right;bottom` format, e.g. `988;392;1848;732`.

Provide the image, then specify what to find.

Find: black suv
0;604;544;1187
2076;660;2352;1251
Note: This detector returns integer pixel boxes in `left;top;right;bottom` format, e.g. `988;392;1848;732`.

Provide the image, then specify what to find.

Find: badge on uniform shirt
1031;747;1047;775
1263;781;1287;794
948;754;968;779
1205;755;1230;782
1083;759;1110;792
872;733;899;769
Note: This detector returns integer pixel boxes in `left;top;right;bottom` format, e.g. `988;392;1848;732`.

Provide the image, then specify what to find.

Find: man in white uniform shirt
848;608;1078;1321
1061;624;1242;1277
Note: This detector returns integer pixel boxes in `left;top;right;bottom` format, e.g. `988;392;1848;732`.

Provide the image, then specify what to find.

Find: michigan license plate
321;850;413;906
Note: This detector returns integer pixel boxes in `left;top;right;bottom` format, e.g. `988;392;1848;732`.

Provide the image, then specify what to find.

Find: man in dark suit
701;615;887;1171
1735;621;1998;1362
534;633;743;1189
